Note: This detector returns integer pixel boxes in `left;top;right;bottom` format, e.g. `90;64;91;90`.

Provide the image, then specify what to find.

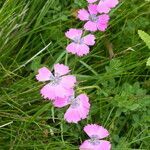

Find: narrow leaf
138;30;150;49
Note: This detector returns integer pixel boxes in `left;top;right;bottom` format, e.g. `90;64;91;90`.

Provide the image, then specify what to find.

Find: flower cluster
36;0;119;149
66;0;119;56
36;64;90;123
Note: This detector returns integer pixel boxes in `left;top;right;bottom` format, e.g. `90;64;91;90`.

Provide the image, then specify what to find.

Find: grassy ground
0;0;150;149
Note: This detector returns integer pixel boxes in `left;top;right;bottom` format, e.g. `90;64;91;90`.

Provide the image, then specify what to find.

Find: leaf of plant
146;57;150;66
31;56;41;72
138;30;150;49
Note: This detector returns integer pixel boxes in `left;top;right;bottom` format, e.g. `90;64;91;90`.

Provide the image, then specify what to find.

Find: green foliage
138;30;150;49
138;30;150;67
147;57;150;66
30;56;42;72
113;82;150;112
0;0;150;149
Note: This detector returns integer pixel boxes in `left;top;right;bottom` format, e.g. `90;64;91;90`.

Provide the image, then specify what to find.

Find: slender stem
13;42;52;72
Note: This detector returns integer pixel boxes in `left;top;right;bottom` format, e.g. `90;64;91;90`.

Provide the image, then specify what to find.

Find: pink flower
53;94;90;123
80;124;111;150
78;4;110;32
97;0;119;13
65;28;95;56
64;94;90;123
52;89;74;108
36;64;76;100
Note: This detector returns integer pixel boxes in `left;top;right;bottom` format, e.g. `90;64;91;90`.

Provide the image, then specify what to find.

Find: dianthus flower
80;124;111;150
86;0;119;13
65;28;95;56
36;64;76;100
53;94;90;123
97;0;119;13
78;4;110;32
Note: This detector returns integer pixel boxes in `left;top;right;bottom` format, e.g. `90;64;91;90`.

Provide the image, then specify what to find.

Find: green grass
0;0;150;149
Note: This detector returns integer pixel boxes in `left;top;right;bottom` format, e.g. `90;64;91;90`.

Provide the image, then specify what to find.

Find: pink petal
97;3;110;13
77;94;90;110
60;75;76;89
54;63;70;76
66;42;90;56
105;0;119;8
98;14;110;24
87;0;98;3
55;85;73;98
65;29;83;40
88;4;98;15
97;24;108;32
64;106;89;123
64;94;90;123
80;140;111;150
76;44;90;56
36;67;52;82
83;34;96;46
66;42;77;54
53;97;70;108
41;84;72;100
40;84;56;100
80;140;96;150
78;9;90;21
76;94;90;119
97;0;119;13
97;14;110;31
53;89;74;108
98;140;111;150
84;21;98;32
84;124;109;139
64;107;81;123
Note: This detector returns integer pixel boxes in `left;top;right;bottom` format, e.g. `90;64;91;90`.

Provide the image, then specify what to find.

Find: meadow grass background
0;0;150;149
